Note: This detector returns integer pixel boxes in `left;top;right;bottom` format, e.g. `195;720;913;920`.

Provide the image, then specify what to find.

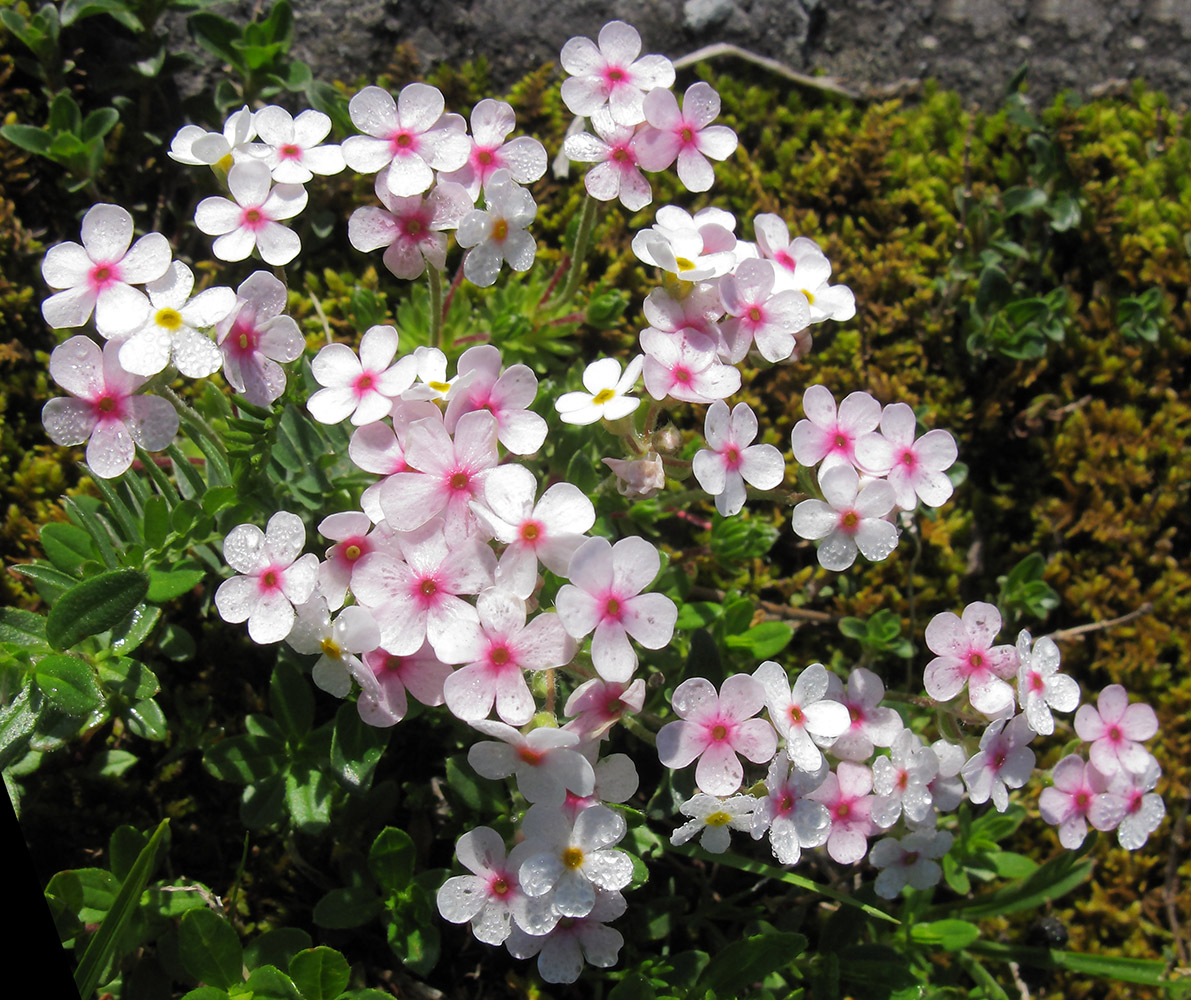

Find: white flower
562;107;652;211
869;829;953;898
194;160;307;266
286;598;381;697
169;106;255;166
243;106;345;183
439;98;547;201
456;170;537;286
41;203;171;338
871;728;940;828
117;261;234;378
555;355;645;425
307;325;417;426
790;464;898;571
670;792;757;853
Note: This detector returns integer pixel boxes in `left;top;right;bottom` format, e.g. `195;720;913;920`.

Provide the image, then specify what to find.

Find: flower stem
427;266;444;350
160;384;227;461
548;193;598;311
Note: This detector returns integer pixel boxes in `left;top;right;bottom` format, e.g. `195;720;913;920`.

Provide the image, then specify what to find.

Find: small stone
684;0;735;32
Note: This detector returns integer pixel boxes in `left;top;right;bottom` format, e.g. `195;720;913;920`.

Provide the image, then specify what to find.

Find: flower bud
603;451;665;497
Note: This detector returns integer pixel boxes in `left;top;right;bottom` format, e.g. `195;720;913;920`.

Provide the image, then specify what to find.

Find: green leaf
46;568;150;651
188;11;246;68
969;940;1180;988
241;964;300;1000
0;124;53;155
288;947;350;1000
610;973;658;1000
80;107;119;143
35;653;103;715
725;621;793;659
954;846;1092;919
688;932;807;998
1046;193;1081;231
109;603;161;656
108;825;148;882
204;733;286;784
125;697;169;741
270;661;313;743
147;568;205;602
285;766;334;834
91;749;138;778
1002;186;1048;216
40;522;97;573
243;927;312;973
369;826;415;894
11;561;79;602
0;608;49;649
910;919;980;952
329;702;389;793
179;907;244;990
48;90;82;135
313;886;383;930
75;819;169;999
60;0;144;30
975;265;1012;315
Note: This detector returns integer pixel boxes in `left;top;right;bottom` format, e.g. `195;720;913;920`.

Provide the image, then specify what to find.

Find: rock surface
268;0;1191;107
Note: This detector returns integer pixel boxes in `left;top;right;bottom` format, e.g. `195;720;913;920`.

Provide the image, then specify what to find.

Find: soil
271;0;1191;108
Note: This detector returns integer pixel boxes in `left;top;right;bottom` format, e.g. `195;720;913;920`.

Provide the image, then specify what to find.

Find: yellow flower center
562;847;585;869
705;811;732;827
320;637;342;659
155;307;183;330
592;388;616;405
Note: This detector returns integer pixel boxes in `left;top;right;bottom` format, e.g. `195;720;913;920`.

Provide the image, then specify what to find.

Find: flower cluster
655;599;1162;901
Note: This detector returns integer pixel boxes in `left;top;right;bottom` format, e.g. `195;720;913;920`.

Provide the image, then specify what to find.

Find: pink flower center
611;145;633;165
679;125;695;144
710;724;728;742
1108;725;1122;742
88;261;121;292
340;537;366;563
968;651;984;671
903;851;920;866
353;372;376;397
723;446;741;470
839;510;860;534
449;470;471;492
1128;791;1143;814
490;645;512;668
258;566;283;592
673;366;693;384
604;595;622;620
491;218;509;242
518;746;543;766
1075;790;1090;809
602;693;624;718
604;65;627;85
896;770;909;790
241;206;266;230
992;750;1007;771
788;704;804;725
833;432;849;450
228;317;259;356
900;448;917;470
773;249;796;272
92;392;125;421
848;704;864;725
280;143;302;160
419;578;437;597
390;130;417;153
777;793;794;815
379;653;406;676
747;306;763;323
835;801;851;820
1028;670;1045;693
520;520;542;542
490;875;510;897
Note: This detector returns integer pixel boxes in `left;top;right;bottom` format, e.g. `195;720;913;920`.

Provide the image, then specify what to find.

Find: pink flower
471;473;595;600
440;98;547;200
348;400;441;521
790;384;884;474
871;728;940;828
1074;684;1159;776
505;887;625;984
823;666;903;762
717;258;812;363
467;720;594;806
41;203;171;338
857;402;957;510
350;519;494;655
437;827;539;946
42;336;179;479
961;714;1036;812
751;216;856;322
635;82;738;192
563;678;647;742
555;535;678;682
348;175;472;280
194;160;307;265
752;661;848;774
749;757;830;865
808;761;877;864
379;410;505;537
790;463;898;572
1108;757;1165;850
444;344;548;456
214;511;320;644
307;324;417;426
656;674;778;795
1015;630;1080;735
640;328;740;404
341;83;470;197
559;20;675;126
562;107;652;211
316;511;399;610
692;400;785;517
215;271;304;406
1038;754;1123;849
245;106;345;183
356;639;452;727
922;602;1017;716
435;589;575;726
869;829;953;898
